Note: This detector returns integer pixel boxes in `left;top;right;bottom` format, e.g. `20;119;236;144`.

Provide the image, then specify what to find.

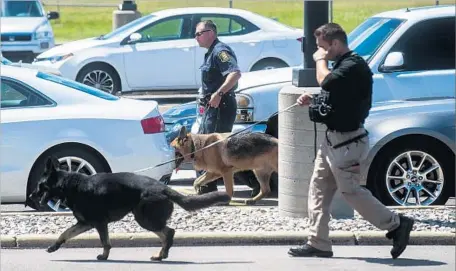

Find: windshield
100;14;155;40
348;17;404;62
1;0;44;17
36;71;119;101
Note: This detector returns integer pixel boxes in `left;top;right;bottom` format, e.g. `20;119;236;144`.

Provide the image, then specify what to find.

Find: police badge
218;51;230;62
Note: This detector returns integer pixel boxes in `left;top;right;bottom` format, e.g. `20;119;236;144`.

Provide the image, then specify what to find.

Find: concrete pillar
112;10;142;30
278;85;354;219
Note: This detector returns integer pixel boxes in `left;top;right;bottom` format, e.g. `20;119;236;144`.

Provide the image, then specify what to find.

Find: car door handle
242;41;259;46
175;46;191;51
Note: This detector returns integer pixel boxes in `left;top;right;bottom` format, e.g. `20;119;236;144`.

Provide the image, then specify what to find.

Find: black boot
386;214;415;259
288;244;333;258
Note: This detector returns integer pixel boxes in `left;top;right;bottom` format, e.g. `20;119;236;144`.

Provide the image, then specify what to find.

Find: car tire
250;58;288;71
368;138;454;207
26;147;109;212
76;63;121;95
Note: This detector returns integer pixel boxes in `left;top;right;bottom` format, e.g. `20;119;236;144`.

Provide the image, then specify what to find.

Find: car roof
150;7;262;17
148;7;296;31
374;5;455;20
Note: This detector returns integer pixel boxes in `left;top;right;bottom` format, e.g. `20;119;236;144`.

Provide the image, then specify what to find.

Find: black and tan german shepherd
171;126;278;205
28;156;230;261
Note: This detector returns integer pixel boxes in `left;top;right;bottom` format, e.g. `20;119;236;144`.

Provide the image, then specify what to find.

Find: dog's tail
164;187;231;211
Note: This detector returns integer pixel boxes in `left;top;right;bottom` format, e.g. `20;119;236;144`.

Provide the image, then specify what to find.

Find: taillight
198;106;205;115
297;37;303;42
141;115;165;134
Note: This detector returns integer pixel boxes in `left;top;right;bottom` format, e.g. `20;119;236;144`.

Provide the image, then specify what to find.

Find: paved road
1;246;454;271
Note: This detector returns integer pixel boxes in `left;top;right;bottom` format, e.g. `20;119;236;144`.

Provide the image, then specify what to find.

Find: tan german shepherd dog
170;126;278;205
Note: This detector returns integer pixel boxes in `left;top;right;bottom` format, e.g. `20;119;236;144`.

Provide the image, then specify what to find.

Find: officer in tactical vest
288;23;415;259
194;20;241;194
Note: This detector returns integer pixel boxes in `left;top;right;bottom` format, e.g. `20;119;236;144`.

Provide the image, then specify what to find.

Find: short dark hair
314;23;347;45
198;20;218;35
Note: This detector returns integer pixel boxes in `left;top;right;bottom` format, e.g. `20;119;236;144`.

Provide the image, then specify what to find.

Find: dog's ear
44;156;60;174
178;126;187;140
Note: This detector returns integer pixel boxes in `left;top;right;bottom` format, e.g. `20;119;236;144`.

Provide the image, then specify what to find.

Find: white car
0;0;59;63
0;65;175;211
31;7;303;94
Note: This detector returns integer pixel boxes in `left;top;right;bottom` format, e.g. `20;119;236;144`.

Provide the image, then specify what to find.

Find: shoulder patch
218;51;230;62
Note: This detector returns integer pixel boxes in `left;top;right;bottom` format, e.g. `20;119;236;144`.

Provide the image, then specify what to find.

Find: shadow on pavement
331;257;447;266
52;259;253;265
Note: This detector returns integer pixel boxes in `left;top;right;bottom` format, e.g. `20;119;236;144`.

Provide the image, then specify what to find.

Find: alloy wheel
46;156;97;212
385;150;444;206
82;70;115;93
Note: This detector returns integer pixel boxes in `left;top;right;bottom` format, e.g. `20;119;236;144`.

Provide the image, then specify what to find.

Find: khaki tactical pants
307;127;400;251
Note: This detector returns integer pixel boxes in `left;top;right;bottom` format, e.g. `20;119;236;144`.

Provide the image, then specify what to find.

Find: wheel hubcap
82;70;115;93
386;150;444;206
46;156;97;212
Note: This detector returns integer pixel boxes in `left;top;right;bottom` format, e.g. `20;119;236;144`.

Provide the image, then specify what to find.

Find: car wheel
250;58;288;71
76;63;121;95
369;139;454;206
26;147;109;212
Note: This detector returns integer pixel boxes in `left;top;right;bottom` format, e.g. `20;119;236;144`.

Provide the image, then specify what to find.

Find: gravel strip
1;207;454;236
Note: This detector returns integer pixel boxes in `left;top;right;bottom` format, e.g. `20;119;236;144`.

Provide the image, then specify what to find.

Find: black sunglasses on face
195;29;211;37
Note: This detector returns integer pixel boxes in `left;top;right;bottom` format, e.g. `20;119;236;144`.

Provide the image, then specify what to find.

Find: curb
1;231;454;249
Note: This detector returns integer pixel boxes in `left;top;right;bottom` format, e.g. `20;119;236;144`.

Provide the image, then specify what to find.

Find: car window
138;17;184;42
1;79;53;108
35;72;119;101
199;15;253;36
348;17;404;62
1;0;44;17
100;14;154;40
388;17;455;71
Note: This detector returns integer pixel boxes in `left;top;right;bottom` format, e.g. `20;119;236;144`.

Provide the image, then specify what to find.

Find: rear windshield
36;72;119;101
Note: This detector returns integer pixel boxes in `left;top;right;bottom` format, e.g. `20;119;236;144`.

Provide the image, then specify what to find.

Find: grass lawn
43;0;451;43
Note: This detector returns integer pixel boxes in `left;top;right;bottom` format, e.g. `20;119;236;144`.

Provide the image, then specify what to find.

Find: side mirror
380;52;405;73
47;11;59;20
128;33;142;44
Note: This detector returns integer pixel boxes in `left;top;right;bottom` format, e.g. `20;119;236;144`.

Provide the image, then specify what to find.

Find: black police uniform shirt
200;38;240;96
320;50;373;131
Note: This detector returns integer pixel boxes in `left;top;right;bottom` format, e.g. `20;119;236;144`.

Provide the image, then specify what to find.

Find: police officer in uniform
194;20;241;194
288;23;415;259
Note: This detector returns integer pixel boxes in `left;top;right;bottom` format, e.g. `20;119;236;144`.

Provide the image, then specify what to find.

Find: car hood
366;98;455;123
235;66;295;92
37;37;112;58
0;17;47;33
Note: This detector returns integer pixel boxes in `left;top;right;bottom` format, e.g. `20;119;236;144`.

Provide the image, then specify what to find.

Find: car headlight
35;53;73;64
235;94;254;123
35;31;52;40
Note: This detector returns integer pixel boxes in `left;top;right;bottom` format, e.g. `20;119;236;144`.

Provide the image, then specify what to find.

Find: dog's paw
150;255;163;261
46;244;59;253
97;254;108;261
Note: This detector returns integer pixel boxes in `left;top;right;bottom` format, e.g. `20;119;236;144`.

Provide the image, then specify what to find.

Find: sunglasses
195;29;211;37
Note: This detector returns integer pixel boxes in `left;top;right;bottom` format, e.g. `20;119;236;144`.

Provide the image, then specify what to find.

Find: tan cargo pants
307;127;400;251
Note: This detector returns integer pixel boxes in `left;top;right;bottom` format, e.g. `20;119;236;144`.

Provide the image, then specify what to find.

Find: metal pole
330;0;333;22
292;0;329;87
229;0;233;8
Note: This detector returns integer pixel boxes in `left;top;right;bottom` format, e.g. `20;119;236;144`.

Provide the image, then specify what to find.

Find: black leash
134;102;299;173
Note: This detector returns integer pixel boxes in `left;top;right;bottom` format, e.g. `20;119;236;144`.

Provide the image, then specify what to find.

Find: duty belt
326;130;369;149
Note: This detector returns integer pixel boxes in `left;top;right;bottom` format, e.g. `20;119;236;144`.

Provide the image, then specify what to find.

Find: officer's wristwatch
217;91;224;97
